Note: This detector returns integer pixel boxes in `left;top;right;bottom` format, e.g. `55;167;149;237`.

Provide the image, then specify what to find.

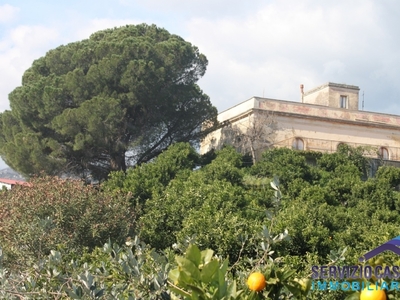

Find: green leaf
200;260;219;283
186;244;201;267
278;269;296;282
201;249;214;265
270;181;278;191
266;277;279;285
178;270;194;288
226;280;237;298
176;256;201;281
283;282;303;298
220;258;229;276
186;283;206;296
218;269;228;298
344;292;360;300
169;268;180;284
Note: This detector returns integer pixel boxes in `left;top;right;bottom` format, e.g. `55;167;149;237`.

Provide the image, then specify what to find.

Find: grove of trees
1;143;400;299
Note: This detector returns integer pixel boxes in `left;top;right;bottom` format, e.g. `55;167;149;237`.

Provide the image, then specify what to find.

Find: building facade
201;82;400;163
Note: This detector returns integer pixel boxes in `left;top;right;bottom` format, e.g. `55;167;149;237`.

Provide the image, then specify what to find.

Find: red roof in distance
0;178;31;186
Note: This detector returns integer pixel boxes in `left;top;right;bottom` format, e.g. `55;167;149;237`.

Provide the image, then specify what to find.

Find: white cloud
9;25;59;48
0;4;19;23
185;0;400;113
323;60;346;77
119;0;266;16
0;25;59;111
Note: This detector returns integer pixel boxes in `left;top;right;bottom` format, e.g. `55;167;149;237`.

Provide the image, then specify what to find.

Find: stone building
201;82;400;164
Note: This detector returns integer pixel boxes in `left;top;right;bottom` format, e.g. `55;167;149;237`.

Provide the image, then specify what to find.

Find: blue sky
1;0;400;169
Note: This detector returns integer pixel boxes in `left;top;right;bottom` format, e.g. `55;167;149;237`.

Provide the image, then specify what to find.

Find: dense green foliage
1;143;400;299
0;176;135;270
104;142;199;204
0;238;170;299
0;24;217;180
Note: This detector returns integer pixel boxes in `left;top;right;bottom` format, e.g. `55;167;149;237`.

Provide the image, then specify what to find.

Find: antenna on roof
362;91;364;110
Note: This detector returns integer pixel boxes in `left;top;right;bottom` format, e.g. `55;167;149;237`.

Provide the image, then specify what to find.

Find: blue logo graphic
359;236;400;262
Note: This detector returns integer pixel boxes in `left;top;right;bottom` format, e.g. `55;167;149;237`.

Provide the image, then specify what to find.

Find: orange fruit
360;284;386;300
247;272;266;292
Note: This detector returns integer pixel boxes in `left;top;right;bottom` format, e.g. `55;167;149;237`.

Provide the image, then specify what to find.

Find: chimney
300;84;304;102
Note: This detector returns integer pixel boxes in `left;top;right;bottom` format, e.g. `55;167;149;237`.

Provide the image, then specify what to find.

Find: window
292;138;304;150
340;96;348;108
379;147;389;160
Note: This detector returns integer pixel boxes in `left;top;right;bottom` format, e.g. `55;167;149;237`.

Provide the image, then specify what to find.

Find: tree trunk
250;143;257;165
110;152;126;172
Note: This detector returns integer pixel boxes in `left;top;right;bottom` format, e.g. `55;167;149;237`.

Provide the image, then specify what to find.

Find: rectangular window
340;96;348;108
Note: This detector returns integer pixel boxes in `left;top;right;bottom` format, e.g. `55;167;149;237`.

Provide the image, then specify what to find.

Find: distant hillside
0;168;25;181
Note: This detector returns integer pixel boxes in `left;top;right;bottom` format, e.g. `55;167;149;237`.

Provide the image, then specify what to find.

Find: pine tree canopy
0;24;217;180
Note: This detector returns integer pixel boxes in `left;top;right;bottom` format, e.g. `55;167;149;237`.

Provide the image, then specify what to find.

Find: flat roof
216;96;400;129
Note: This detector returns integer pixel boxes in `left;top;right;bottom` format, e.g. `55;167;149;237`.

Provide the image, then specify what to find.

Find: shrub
0;176;135;269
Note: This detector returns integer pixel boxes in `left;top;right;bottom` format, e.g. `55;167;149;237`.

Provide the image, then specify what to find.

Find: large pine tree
0;24;217;180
